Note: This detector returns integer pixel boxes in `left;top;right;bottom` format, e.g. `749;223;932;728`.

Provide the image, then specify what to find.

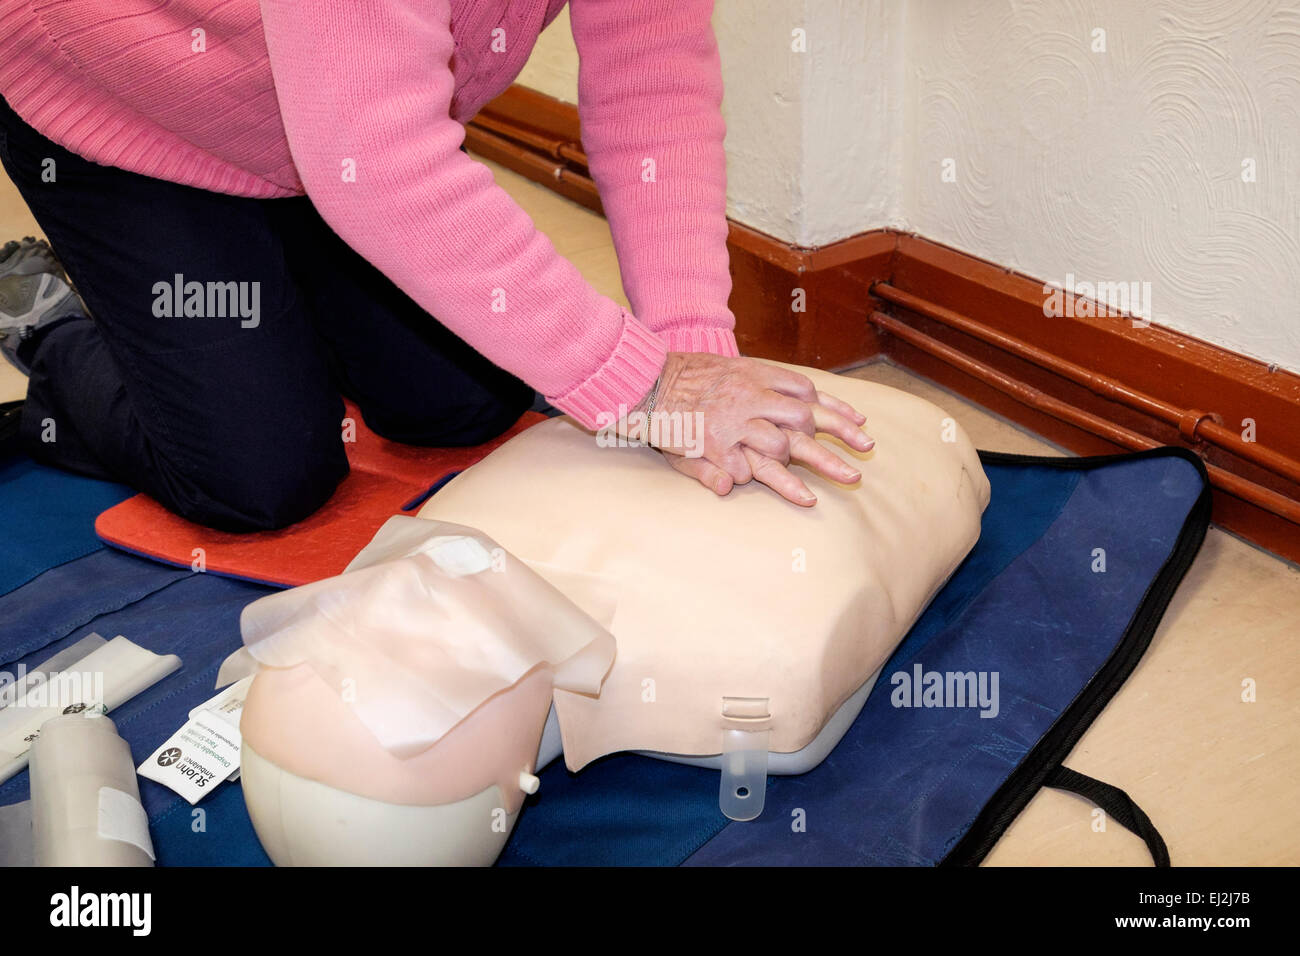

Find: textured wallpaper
905;0;1300;370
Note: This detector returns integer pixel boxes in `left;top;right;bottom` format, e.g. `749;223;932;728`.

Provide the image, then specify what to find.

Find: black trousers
0;96;533;531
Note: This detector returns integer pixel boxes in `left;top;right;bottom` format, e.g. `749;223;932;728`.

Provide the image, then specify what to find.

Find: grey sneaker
0;271;86;375
0;236;64;281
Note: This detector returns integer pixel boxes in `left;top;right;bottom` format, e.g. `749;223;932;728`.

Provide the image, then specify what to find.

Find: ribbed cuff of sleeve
550;312;669;430
661;325;740;357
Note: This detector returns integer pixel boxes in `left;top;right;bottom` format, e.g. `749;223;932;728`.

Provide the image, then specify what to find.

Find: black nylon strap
1045;764;1171;866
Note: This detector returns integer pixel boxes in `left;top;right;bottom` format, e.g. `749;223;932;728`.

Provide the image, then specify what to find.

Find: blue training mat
0;457;132;595
0;447;1209;866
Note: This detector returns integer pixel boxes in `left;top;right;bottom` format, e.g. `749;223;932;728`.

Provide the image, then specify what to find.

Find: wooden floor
3;157;1297;866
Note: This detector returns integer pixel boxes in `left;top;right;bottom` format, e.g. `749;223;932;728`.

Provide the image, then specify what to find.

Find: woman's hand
631;353;875;506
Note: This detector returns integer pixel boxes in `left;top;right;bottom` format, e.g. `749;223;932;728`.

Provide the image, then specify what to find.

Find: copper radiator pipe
471;113;566;161
556;142;589;167
463;125;598;197
869;310;1300;526
871;282;1300;488
468;114;590;171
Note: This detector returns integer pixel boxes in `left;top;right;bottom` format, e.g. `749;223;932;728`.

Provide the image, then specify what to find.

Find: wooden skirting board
468;86;1300;563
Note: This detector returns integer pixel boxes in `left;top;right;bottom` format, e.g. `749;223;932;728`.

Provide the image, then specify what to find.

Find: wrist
624;359;665;444
631;376;658;415
623;353;686;444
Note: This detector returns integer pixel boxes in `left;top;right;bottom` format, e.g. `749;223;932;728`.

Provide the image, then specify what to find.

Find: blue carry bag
0;446;1210;866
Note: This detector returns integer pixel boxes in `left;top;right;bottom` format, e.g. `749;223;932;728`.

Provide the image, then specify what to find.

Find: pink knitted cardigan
0;0;739;427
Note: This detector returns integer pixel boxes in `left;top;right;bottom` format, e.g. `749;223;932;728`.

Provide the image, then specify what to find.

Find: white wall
518;1;903;246
905;0;1300;372
714;1;815;244
517;1;1300;372
794;0;908;245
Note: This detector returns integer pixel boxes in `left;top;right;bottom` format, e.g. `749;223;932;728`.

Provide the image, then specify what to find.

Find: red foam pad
95;402;545;588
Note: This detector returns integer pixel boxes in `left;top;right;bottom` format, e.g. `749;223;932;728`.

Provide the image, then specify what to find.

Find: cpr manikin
235;362;990;866
234;520;617;866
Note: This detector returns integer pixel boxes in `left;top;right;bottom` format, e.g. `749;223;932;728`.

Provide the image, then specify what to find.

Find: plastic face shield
234;517;617;759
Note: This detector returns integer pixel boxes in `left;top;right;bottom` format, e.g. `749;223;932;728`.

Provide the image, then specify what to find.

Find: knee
166;432;349;533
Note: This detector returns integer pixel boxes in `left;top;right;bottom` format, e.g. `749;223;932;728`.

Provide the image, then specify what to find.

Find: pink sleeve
569;0;739;357
258;0;666;429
